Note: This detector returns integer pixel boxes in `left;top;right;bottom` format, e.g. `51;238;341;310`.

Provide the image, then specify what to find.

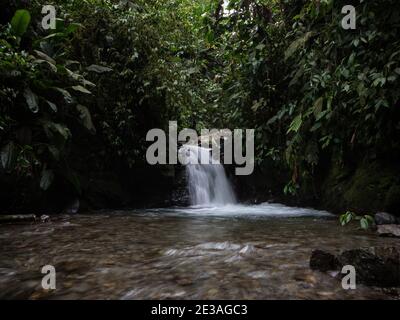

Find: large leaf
34;50;56;65
86;64;113;73
1;142;17;170
23;88;39;113
11;9;31;37
40;169;54;191
76;105;96;134
72;85;92;94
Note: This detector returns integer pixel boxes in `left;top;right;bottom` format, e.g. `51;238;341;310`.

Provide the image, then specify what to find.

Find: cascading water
179;145;236;206
175;144;331;219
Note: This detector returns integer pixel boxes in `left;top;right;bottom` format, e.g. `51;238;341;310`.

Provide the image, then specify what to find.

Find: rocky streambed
0;205;399;300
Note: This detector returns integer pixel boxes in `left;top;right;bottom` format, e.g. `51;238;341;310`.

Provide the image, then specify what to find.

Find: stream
0;203;399;300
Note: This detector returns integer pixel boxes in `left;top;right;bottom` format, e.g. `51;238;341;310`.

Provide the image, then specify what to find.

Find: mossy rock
320;158;400;214
343;161;394;213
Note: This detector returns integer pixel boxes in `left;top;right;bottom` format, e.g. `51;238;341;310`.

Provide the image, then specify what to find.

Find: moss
320;158;400;215
343;161;394;213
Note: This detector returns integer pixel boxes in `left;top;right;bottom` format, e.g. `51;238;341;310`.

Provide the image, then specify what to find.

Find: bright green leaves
287;115;302;134
339;211;375;230
11;9;31;37
340;211;355;226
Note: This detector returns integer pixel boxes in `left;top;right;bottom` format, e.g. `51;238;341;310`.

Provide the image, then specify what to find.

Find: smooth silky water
1;205;399;299
0;146;398;299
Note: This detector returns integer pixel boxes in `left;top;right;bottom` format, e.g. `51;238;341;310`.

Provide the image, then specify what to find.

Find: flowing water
0;150;399;299
0;204;399;300
179;145;236;206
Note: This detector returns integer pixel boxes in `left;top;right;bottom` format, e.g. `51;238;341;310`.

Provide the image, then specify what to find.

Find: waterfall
179;145;236;206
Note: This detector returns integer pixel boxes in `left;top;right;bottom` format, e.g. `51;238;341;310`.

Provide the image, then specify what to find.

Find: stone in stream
310;247;400;287
310;250;339;272
338;247;400;287
374;212;398;225
377;224;400;238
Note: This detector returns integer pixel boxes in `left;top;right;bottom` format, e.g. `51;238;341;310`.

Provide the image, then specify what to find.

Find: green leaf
45;100;57;113
11;9;31;37
345;212;353;224
72;85;92;95
66;23;82;34
364;215;375;224
1;142;17;170
76;105;96;134
86;65;113;73
313;97;324;118
360;218;369;230
287;115;303;134
34;50;56;65
285;32;313;60
23;88;39;113
40;169;54;191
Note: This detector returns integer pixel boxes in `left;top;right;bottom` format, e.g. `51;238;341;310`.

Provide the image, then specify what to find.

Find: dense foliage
1;0;399;213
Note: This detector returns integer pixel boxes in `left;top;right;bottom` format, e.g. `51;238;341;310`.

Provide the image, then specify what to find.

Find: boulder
337;247;400;287
310;247;400;287
375;212;398;225
310;250;339;272
377;225;400;238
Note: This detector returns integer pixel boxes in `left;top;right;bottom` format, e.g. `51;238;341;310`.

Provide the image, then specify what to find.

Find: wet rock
310;247;400;287
310;250;339;272
377;225;400;238
337;247;400;287
375;212;398;225
40;215;50;223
